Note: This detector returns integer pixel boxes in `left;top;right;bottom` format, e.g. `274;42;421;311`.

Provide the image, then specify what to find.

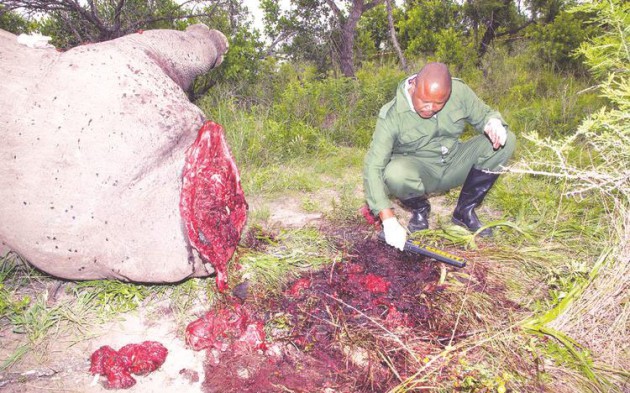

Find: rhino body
0;25;230;282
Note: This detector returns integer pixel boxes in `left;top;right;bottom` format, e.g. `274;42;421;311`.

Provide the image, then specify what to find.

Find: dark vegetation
0;0;628;392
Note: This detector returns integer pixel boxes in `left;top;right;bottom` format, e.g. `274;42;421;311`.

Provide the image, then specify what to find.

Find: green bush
398;0;457;56
203;42;605;175
434;28;477;74
477;46;603;139
526;11;594;73
201;59;409;169
0;6;33;34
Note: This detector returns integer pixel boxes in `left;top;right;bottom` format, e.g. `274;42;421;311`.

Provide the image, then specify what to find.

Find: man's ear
409;78;417;94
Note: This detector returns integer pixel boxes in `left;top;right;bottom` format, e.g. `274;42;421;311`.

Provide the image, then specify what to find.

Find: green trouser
383;132;516;200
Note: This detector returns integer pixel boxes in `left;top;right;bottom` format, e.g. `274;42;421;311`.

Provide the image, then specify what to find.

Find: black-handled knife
377;231;467;268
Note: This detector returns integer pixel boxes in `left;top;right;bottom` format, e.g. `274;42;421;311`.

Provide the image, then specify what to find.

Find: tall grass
198;60;406;165
499;1;629;390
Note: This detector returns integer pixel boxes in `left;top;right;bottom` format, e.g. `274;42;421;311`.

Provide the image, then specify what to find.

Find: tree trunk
477;0;511;59
326;0;384;78
338;15;359;77
478;12;499;59
385;0;407;72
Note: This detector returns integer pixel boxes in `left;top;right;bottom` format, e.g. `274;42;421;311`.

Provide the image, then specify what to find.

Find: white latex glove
484;118;507;149
382;217;407;251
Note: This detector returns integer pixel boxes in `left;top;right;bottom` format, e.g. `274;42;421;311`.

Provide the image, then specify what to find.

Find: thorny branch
506;127;630;200
507;164;630;198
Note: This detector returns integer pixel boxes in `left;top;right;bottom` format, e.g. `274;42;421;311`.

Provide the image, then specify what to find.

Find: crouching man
363;62;516;250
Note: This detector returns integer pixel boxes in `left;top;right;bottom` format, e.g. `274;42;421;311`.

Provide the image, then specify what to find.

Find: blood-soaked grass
199;224;522;392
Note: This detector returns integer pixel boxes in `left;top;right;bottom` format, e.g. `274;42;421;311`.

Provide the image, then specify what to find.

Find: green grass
70;280;164;317
235;227;337;294
8;294;64;344
0;258;31;322
239;146;366;230
238;146;364;196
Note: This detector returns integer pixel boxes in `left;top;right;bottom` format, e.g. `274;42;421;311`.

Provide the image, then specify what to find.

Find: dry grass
549;202;630;386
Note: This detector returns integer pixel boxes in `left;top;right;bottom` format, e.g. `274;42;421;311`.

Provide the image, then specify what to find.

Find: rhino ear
185;24;210;34
208;30;228;66
185;24;229;56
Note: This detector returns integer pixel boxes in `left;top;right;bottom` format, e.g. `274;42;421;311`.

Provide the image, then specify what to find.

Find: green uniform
363;77;516;215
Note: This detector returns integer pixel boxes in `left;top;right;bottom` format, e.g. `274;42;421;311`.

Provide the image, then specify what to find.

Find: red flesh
89;341;167;389
185;304;266;352
180;121;248;292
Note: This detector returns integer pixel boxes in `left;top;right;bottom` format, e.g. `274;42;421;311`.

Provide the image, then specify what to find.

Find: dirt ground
0;195;507;392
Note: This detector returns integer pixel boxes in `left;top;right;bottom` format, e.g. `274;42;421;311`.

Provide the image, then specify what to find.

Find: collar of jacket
394;76;417;114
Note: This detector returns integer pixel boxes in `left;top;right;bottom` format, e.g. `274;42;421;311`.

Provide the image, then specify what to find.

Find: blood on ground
194;225;462;393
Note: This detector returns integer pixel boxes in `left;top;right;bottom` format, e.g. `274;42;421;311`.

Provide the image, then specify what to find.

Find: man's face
410;79;451;119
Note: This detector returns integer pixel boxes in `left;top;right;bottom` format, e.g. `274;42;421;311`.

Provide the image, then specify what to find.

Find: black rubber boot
402;196;431;233
452;167;499;237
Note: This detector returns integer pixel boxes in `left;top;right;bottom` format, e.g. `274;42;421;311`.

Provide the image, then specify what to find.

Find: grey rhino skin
0;25;228;282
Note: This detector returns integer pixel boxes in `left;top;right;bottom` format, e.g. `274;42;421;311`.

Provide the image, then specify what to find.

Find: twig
270;383;297;392
376;349;402;382
323;293;421;363
0;368;59;389
397;322;526;387
436;329;484;343
447;257;477;348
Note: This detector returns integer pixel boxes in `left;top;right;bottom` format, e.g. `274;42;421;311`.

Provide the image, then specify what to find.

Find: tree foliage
261;0;334;74
3;0;600;92
435;28;477;73
526;10;594;72
398;0;458;56
357;3;389;55
12;0;595;80
261;0;385;77
325;0;385;77
2;0;222;48
189;1;265;97
0;5;33;34
2;0;265;98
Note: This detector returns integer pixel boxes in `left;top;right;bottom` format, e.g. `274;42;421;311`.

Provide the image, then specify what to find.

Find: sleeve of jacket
363;106;397;216
458;81;509;133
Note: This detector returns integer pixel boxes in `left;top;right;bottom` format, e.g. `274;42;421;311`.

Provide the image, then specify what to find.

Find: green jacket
363;77;507;214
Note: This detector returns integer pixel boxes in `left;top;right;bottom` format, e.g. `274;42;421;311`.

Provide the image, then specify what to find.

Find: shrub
526;11;594;73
